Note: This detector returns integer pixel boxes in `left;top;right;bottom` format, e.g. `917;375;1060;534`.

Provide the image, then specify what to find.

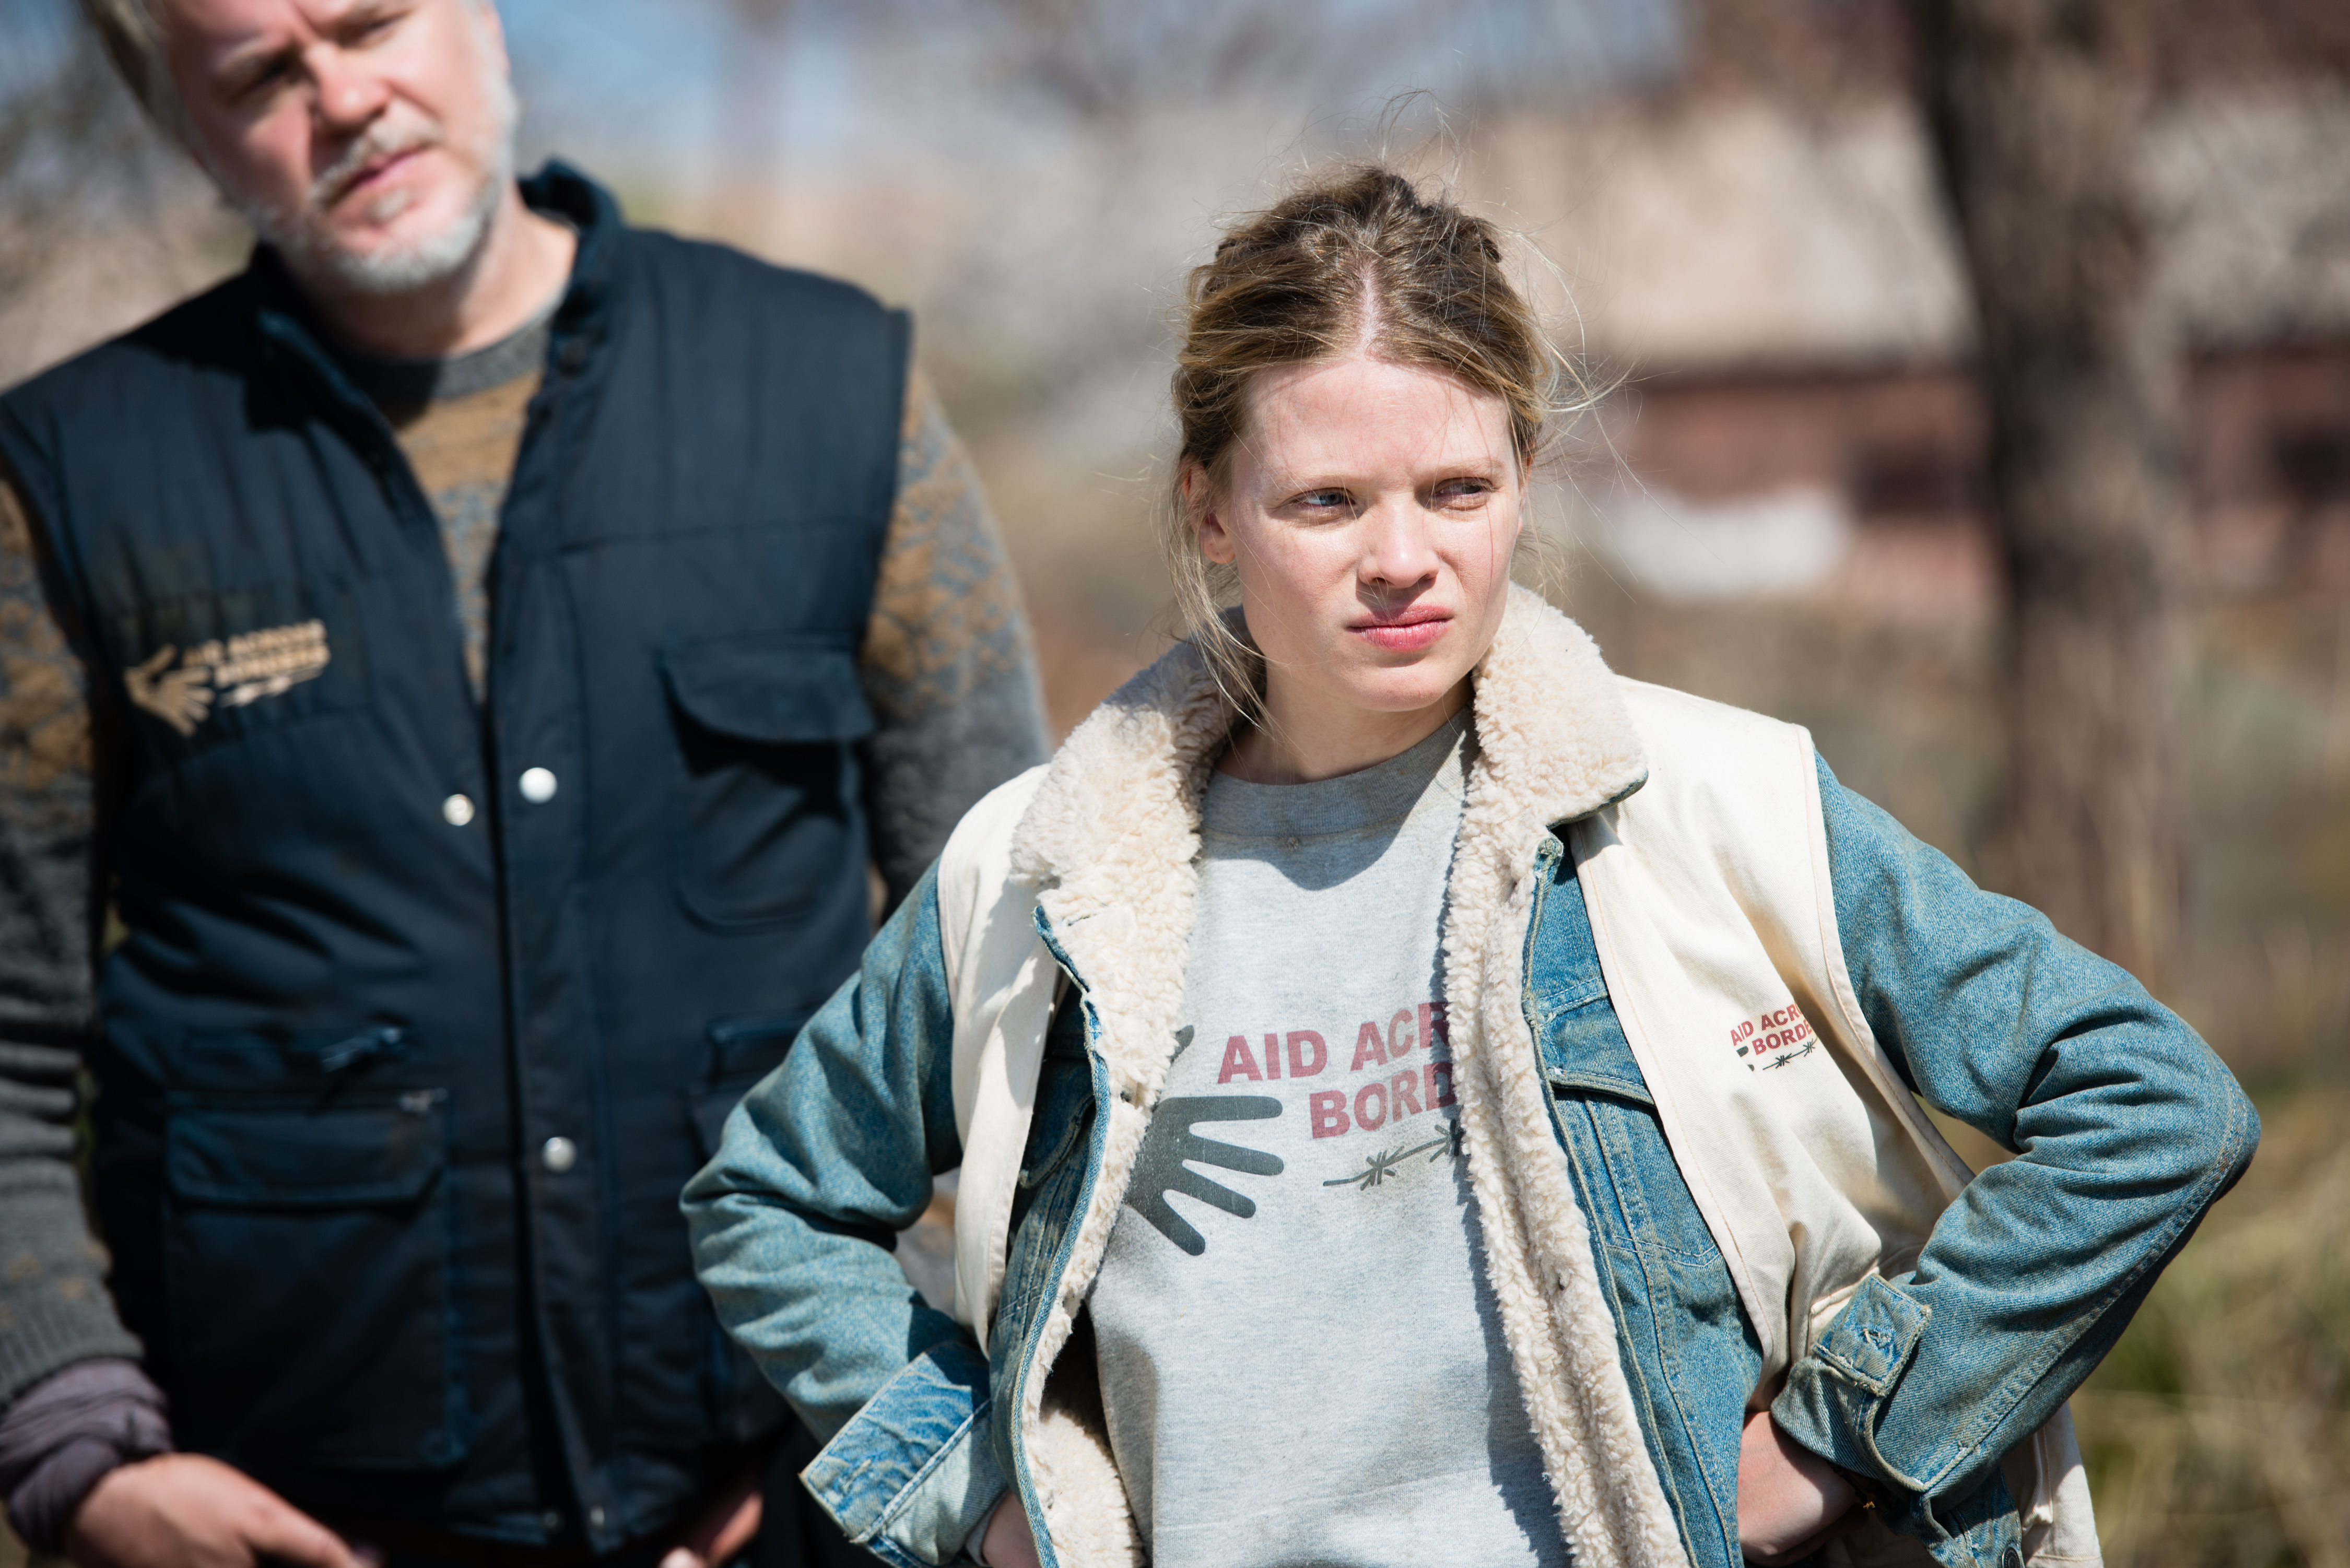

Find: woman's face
1195;353;1523;781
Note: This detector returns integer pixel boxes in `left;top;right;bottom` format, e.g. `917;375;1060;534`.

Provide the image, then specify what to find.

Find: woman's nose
1358;497;1440;588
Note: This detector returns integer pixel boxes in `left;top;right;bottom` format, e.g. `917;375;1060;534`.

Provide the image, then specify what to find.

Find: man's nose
308;46;393;139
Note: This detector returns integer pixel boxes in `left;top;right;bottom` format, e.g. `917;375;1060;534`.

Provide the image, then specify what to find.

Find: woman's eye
1432;479;1493;506
1296;489;1351;511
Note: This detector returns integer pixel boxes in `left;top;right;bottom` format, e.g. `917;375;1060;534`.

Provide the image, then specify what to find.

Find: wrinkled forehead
160;0;481;55
161;0;365;45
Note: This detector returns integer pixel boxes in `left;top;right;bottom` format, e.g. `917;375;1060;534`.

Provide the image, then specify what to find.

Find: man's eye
230;56;295;101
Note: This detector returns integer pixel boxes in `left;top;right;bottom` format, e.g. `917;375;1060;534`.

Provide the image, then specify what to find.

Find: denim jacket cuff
1773;1275;1934;1520
1773;1277;2029;1567
801;1338;1006;1568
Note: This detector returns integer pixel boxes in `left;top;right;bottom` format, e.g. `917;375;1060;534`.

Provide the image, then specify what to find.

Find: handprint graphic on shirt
1124;1095;1284;1256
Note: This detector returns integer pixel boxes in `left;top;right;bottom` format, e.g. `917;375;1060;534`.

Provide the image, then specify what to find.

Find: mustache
310;116;445;209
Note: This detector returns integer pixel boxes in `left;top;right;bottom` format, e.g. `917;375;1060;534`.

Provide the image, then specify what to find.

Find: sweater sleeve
1770;756;2258;1539
856;372;1050;915
0;469;144;1408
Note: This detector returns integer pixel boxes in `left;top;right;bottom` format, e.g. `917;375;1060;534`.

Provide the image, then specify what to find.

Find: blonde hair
1165;164;1576;712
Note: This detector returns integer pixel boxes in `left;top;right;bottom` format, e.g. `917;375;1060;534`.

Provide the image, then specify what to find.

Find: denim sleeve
683;865;1004;1567
1771;757;2259;1535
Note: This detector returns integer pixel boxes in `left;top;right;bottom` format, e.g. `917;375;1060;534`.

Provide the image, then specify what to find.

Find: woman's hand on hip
1737;1410;1865;1565
973;1490;1041;1568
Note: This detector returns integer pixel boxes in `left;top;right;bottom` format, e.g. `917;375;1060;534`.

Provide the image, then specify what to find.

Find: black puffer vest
0;166;906;1546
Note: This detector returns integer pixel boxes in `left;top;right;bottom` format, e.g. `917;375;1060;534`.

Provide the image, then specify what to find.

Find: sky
1;0;1684;233
492;0;1680;178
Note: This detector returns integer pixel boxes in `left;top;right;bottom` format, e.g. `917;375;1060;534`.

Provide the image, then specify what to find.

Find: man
0;1;1048;1564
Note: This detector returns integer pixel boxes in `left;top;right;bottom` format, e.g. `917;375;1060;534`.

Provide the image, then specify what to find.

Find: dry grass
2073;1088;2350;1568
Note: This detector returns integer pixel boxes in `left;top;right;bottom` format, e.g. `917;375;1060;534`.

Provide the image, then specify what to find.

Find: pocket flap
659;637;874;744
706;1009;815;1080
167;1098;446;1207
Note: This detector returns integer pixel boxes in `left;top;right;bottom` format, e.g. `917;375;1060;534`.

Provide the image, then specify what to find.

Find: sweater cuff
0;1263;145;1409
0;1360;172;1553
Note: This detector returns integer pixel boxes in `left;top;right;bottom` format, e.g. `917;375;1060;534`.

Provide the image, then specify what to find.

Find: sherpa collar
1009;580;1647;914
1003;581;1647;1115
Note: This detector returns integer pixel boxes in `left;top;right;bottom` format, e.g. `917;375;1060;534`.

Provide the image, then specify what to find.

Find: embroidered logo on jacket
124;620;331;737
1731;1003;1816;1072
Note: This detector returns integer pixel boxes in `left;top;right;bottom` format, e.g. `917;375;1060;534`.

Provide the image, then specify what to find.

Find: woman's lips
1353;610;1450;652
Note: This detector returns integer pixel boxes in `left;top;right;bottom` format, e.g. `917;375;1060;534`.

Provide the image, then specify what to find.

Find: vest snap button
442;793;475;826
519;767;558;804
541;1136;578;1173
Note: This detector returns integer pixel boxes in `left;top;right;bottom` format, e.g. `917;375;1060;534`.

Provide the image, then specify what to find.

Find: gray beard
257;153;507;296
231;69;520;300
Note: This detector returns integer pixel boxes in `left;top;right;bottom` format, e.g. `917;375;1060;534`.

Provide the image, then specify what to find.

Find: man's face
160;0;518;296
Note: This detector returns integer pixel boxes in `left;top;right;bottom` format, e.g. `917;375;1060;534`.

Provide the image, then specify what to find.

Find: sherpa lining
993;585;1688;1568
1441;588;1689;1568
1005;639;1230;1567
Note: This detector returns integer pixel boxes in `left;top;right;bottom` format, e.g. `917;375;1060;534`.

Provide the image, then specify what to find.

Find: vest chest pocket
161;1093;460;1469
659;636;875;931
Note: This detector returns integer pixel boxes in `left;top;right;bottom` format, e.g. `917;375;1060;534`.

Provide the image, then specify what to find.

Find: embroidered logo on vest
124;620;331;737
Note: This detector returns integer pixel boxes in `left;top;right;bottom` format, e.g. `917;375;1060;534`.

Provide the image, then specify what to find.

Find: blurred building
1520;0;2350;611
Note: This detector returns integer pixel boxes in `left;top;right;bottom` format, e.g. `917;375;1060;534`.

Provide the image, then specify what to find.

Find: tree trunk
1921;0;2185;988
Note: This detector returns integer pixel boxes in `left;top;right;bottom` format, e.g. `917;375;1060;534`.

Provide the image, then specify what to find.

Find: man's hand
656;1464;762;1568
974;1491;1040;1568
1737;1410;1865;1565
63;1454;369;1568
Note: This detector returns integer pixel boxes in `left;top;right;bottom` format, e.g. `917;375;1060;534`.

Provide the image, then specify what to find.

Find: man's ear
1183;462;1236;566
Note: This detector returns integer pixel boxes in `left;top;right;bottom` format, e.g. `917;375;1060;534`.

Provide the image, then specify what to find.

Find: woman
684;169;2255;1568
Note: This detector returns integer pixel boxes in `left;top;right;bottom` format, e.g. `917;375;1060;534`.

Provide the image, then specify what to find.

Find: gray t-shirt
1088;714;1564;1567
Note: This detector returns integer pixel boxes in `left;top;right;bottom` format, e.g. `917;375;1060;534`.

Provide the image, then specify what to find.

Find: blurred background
3;0;2346;1562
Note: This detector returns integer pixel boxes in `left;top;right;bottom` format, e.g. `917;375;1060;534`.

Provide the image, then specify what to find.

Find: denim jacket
685;591;2255;1568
